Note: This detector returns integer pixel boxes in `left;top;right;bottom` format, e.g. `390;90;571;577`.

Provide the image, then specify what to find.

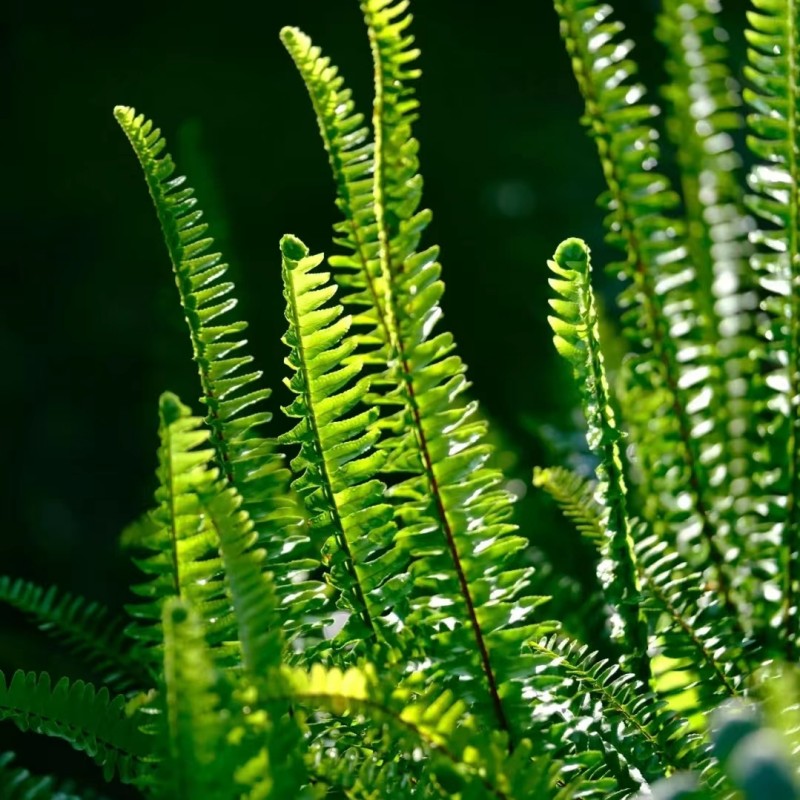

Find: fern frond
357;0;553;744
546;238;649;682
280;28;389;357
263;663;566;800
126;392;237;671
528;636;710;785
0;751;92;800
113;107;313;643
636;533;743;714
278;234;410;659
149;598;231;799
532;466;604;547
194;480;283;676
743;0;800;657
554;0;737;617
0;576;147;694
0;670;148;783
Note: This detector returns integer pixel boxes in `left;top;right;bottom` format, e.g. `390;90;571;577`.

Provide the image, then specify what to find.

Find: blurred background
2;0;750;792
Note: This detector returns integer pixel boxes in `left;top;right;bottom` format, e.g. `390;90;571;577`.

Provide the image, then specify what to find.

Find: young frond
0;670;148;783
546;238;648;681
532;466;604;547
113;107;306;618
0;576;147;694
280;28;388;357
278;234;409;659
743;0;800;657
554;0;736;617
125;392;237;672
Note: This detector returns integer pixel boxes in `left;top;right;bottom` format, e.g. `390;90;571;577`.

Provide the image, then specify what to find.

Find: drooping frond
0;576;147;694
113;107;308;625
125;392;237;672
532;466;604;547
278;234;409;660
0;670;148;783
280;28;389;358
358;0;551;744
546;238;649;682
148;599;230;800
554;0;737;617
743;0;800;658
194;480;283;676
528;636;710;788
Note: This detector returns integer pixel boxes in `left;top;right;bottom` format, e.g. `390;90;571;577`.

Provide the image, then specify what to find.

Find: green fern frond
263;663;566;800
533;466;604;547
280;28;389;358
0;576;147;694
149;598;230;799
0;751;94;800
554;0;737;617
743;0;800;657
357;0;553;745
0;670;148;783
635;533;742;713
125;392;237;671
528;636;709;786
546;238;649;682
278;234;409;658
113;108;310;633
194;480;283;676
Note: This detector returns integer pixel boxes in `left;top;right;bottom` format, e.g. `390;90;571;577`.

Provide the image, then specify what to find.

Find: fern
0;576;147;694
0;670;148;782
7;0;800;797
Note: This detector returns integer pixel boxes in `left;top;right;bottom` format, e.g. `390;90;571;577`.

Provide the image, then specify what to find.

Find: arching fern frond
113;108;312;643
0;751;97;800
743;0;800;658
0;576;147;694
546;238;649;682
278;234;409;660
126;392;237;672
280;28;389;358
554;0;736;618
0;670;148;783
358;0;551;745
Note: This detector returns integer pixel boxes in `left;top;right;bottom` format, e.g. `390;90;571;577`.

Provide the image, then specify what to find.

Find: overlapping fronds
545;238;649;681
0;576;147;694
743;0;800;657
357;0;552;745
528;636;710;788
125;393;237;672
259;663;569;800
554;0;736;617
113;108;312;644
0;670;148;782
280;28;388;358
278;234;409;659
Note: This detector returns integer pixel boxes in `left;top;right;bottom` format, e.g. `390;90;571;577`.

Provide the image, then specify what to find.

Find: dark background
1;0;749;792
